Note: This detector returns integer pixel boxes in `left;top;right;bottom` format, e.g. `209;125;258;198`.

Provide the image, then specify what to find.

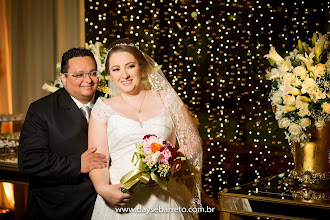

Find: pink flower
159;149;171;165
174;162;181;170
143;144;152;155
143;135;159;155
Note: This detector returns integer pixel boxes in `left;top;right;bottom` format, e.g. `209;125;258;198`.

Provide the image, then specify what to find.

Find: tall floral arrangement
265;33;330;146
42;42;110;97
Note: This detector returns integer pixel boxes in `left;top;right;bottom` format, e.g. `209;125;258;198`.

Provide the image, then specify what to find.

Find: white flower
310;63;326;78
297;52;315;71
293;66;307;80
287;86;301;96
266;68;283;80
264;47;285;65
289;49;299;59
315;120;326;130
288;123;302;137
301;78;317;94
310;88;326;101
271;91;284;105
283;95;296;106
298;104;311;117
275;108;285;120
151;151;161;163
282;73;296;85
321;102;330;114
278;58;293;72
299;118;311;129
42;83;59;93
278;117;291;128
295;96;304;109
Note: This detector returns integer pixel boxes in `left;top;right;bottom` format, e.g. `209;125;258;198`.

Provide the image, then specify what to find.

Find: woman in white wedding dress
88;39;203;220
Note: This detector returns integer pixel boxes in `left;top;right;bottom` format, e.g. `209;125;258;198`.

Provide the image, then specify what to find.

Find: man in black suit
18;48;107;219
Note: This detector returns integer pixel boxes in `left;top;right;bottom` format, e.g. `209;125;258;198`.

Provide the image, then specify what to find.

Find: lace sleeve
164;91;202;170
91;98;115;123
163;90;203;210
174;105;202;171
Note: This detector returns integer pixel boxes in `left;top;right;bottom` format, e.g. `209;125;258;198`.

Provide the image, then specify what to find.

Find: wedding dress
90;97;194;220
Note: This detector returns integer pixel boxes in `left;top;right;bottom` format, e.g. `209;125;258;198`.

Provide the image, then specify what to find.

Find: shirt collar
70;95;95;109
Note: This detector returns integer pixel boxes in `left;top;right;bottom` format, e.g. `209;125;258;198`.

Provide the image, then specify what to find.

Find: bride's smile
121;79;133;85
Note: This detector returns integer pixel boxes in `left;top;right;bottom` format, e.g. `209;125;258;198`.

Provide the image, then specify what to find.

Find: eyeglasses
63;71;101;79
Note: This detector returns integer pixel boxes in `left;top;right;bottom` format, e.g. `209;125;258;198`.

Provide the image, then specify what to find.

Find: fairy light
85;0;329;199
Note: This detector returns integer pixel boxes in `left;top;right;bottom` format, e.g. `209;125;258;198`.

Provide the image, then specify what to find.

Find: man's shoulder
29;88;64;111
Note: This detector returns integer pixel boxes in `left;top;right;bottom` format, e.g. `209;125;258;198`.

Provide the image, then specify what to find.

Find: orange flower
151;143;162;153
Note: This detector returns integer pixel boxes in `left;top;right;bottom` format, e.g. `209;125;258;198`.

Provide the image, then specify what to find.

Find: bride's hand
99;184;132;207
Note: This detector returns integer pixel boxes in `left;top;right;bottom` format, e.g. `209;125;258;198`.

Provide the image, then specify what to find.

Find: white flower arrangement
42;42;110;97
265;33;330;146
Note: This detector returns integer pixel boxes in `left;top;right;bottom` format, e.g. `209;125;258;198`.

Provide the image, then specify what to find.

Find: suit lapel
58;88;88;136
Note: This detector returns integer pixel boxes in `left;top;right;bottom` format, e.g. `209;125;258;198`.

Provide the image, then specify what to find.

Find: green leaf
312;33;317;47
268;58;276;67
298;40;304;54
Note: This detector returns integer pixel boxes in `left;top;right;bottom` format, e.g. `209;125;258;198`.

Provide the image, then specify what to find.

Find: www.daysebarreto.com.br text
115;206;216;214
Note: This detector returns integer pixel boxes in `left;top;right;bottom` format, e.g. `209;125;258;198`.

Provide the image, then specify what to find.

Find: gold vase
290;122;330;186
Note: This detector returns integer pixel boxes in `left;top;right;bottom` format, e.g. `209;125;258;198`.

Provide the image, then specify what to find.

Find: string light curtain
85;0;329;199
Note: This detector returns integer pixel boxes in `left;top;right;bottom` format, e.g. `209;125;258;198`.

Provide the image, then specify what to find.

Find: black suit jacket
18;88;101;220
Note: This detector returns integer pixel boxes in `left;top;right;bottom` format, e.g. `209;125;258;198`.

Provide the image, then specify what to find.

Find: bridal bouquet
120;134;185;193
265;33;330;146
42;42;110;97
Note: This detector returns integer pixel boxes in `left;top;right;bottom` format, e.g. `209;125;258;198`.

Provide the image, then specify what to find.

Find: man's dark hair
61;47;96;73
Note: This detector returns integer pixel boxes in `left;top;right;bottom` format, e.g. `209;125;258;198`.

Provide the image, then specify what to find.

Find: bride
88;39;203;219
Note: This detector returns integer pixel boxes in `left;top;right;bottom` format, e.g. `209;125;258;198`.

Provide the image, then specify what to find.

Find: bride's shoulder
96;96;119;107
92;97;117;122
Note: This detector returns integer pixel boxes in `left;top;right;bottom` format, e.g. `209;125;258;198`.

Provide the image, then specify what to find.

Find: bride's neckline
99;97;165;124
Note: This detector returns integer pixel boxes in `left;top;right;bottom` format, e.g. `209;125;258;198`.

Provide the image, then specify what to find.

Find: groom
18;48;107;220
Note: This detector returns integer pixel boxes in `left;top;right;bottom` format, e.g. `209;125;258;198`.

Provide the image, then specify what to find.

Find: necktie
80;105;91;123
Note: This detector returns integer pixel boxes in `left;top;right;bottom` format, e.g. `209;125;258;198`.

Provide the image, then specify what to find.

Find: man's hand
81;148;107;173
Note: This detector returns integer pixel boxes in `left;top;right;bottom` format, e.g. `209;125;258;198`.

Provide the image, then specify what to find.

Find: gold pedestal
290;122;330;185
290;187;330;204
